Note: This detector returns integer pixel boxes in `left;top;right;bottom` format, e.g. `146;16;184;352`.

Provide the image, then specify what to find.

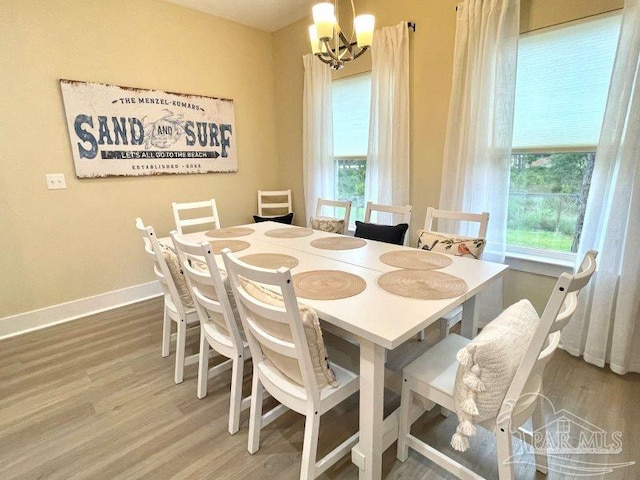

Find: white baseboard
0;281;163;341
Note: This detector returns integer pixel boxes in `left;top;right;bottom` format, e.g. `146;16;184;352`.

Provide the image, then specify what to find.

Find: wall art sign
59;80;237;177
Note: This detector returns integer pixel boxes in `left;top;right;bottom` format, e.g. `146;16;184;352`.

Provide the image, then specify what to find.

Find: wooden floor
1;297;638;479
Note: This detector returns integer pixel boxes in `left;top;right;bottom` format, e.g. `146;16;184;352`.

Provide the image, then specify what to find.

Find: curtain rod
336;21;415;53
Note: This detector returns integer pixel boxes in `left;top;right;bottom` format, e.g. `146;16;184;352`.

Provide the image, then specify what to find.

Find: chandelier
308;1;375;70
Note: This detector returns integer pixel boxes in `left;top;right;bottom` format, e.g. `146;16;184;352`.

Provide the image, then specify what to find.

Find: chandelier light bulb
354;14;375;48
308;25;321;54
312;3;335;41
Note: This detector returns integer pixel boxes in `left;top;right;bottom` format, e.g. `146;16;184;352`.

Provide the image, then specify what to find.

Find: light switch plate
46;173;66;190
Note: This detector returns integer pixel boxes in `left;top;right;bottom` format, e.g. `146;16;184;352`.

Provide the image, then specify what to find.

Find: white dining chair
222;249;360;480
172;198;221;234
417;207;490;340
256;189;293;220
135;218;200;384
309;198;352;234
356;201;413;245
171;232;251;435
397;250;597;480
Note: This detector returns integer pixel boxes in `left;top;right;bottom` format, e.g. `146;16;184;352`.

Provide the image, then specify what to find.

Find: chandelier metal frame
309;0;374;70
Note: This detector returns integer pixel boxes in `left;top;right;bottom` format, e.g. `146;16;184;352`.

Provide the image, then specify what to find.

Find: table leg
460;295;478;339
353;339;385;480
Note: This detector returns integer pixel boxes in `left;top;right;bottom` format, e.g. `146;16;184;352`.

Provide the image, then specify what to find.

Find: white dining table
161;222;508;480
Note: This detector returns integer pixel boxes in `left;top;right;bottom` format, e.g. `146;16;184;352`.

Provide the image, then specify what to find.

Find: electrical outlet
46;173;66;190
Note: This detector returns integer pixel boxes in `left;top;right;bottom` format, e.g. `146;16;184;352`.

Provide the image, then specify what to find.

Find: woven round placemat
205;227;254;238
292;270;366;300
379;250;452;270
264;227;314;238
207;239;251;254
310;237;367;250
377;270;467;300
239;253;299;270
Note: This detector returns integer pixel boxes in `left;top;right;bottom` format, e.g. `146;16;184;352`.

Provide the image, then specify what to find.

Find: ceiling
164;0;316;32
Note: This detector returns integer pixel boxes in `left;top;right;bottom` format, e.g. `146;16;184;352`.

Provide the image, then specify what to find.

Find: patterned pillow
416;230;486;259
309;216;345;234
451;300;539;452
240;279;337;390
159;243;194;308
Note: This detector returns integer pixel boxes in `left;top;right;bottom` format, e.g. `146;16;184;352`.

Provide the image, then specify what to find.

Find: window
508;13;620;261
332;72;371;226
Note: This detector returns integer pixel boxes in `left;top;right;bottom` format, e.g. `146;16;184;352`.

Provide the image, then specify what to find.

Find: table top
161;222;508;349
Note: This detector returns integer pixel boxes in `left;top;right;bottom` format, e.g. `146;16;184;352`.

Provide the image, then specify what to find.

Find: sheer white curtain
302;54;334;222
440;0;519;259
561;0;640;375
439;0;519;322
365;22;410;212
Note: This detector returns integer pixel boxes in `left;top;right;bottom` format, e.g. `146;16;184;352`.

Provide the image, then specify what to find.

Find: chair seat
404;333;470;398
165;296;199;321
404;333;545;419
258;359;358;414
260;359;358;401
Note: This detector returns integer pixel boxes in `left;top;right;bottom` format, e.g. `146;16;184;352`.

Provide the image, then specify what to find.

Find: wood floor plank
0;297;637;480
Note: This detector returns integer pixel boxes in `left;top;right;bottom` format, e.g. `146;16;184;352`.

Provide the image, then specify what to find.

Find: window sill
505;251;575;278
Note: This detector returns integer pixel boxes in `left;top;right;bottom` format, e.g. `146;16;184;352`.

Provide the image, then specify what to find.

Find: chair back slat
172;199;221;234
233;285;291;325
569;251;599;292
258;189;293;217
533;331;561;376
549;291;578;333
425;206;489;238
177;216;218;228
364;202;412;225
243;315;299;359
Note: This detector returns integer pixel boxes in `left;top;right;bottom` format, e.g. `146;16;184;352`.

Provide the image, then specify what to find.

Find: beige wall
272;0;621;313
0;0;279;317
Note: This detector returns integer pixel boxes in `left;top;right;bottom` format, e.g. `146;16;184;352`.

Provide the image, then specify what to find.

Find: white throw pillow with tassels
451;299;540;452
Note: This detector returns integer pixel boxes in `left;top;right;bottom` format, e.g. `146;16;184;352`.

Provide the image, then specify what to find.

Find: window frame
505;11;621;275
